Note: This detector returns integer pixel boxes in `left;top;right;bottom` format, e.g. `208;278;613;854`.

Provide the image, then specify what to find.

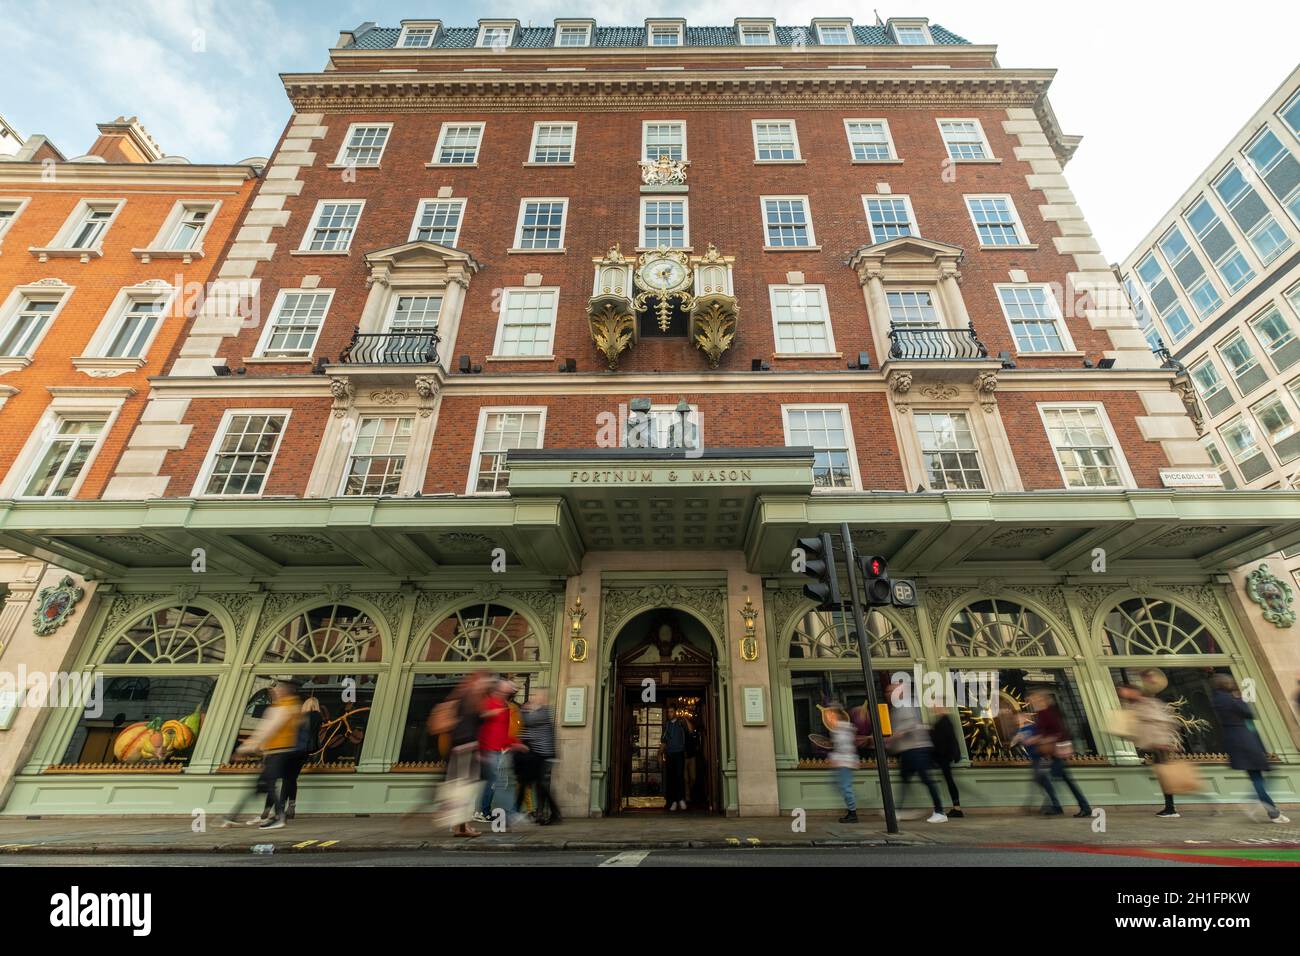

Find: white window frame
0;197;31;245
385;292;444;334
407;198;466;246
964;194;1030;247
156;200;219;254
511;198;569;252
736;20;776;45
911;410;989;491
431;122;485;166
1280;89;1300;140
333;122;393;168
89;284;177;361
467;406;548;495
396;22;440;47
642;120;687;162
1036;402;1136;490
476;21;517;49
843;119;896;162
769;284;836;356
994;283;1076;354
0;282;73;362
191;408;292;498
760;195;816;249
12;413;113;500
862;195;918;244
339;415;416;497
554;21;592;47
885;289;945;328
646;21;684;47
490;287;560;358
936;118;994;162
1248;304;1298;364
1249;393;1299;458
297;199;364;253
891;23;933;45
47;199;125;253
254;288;335;357
780;403;862;492
814;20;855;45
751;119;802;163
639;196;690;249
527;121;577;165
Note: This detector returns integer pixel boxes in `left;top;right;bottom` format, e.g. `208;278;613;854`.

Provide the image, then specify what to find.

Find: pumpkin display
160;718;195;753
113;717;166;763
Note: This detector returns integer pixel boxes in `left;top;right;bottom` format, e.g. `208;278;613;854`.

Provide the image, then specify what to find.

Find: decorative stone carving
888;370;913;395
437;532;496;554
975;370;998;413
771;588;813;639
978;577;1006;597
100;592;169;643
323;583;351;603
1009;585;1072;631
174;584;200;605
919;384;960;401
209;591;260;633
369;388;406;405
329;377;354;418
988;527;1057;549
1171;376;1206;436
475;583;503;602
267;533;335;554
638;155;690;186
600;584;728;650
1154;525;1229;548
415;376;438;417
99;534;175;556
1126;577;1154;596
31;576;86;636
922;587;970;628
1245;564;1295;628
1162;585;1230;633
1071;586;1117;632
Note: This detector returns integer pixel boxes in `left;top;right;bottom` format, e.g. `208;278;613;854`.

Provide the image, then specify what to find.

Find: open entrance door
609;610;720;814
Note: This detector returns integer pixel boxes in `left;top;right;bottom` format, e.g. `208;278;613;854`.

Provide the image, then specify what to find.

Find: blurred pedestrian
826;705;859;823
264;693;321;823
223;677;303;830
516;689;561;825
1212;674;1290;824
886;680;946;823
662;707;689;811
1027;690;1091;818
437;670;492;837
930;706;964;818
1117;681;1182;818
474;678;527;826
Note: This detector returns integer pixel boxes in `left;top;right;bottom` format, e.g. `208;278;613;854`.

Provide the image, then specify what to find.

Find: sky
1;0;1298;260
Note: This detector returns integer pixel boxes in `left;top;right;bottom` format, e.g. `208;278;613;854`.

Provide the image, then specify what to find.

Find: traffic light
860;554;892;606
797;533;841;610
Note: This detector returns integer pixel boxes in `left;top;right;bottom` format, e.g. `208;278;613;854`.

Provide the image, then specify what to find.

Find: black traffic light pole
840;522;900;835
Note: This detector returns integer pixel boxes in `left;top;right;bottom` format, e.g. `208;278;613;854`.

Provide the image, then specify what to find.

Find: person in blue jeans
827;706;860;823
473;679;524;825
1027;690;1091;818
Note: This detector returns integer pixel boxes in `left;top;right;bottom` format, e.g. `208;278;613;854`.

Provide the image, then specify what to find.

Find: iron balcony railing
338;329;440;365
888;324;988;361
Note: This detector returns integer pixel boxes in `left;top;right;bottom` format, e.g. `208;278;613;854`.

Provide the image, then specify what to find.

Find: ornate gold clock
633;248;695;332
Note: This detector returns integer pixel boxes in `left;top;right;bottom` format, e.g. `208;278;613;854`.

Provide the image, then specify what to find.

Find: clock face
637;256;689;293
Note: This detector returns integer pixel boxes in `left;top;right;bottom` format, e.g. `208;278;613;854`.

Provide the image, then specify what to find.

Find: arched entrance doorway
608;609;721;814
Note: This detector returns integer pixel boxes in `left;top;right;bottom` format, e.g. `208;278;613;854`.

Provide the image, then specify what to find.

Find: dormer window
814;20;854;45
397;21;440;47
889;20;933;45
736;20;776;46
554;21;593;47
647;21;684;47
476;21;517;49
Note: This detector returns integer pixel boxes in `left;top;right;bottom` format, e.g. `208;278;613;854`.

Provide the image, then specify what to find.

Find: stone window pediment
363;241;480;288
850;235;965;285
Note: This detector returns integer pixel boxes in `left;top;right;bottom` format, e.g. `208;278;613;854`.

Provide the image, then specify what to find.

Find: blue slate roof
348;22;970;50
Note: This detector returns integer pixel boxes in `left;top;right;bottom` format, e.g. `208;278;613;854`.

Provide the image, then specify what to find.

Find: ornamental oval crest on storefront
31;576;86;636
1245;564;1295;628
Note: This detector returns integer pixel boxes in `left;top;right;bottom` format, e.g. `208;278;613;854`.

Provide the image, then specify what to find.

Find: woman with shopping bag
1116;673;1197;818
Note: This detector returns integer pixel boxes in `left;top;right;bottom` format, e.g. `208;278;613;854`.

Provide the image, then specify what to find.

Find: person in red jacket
1028;690;1092;818
473;679;526;825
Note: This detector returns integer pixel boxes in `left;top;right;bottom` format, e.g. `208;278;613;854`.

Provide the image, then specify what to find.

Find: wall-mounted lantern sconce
739;596;759;662
568;596;588;662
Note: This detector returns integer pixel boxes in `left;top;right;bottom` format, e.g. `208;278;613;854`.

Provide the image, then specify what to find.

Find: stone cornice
145;365;1177;399
280;67;1056;114
0;164;260;188
325;44;1002;64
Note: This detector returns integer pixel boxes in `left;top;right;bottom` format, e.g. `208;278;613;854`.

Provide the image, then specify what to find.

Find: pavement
2;804;1299;856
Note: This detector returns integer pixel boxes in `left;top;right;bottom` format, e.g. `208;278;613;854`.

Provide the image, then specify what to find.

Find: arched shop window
397;602;551;767
233;604;388;770
53;605;225;771
942;598;1097;764
1101;598;1221;655
1102;598;1236;760
786;608;915;766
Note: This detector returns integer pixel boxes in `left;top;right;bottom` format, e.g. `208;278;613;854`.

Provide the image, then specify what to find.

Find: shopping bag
1153;760;1204;795
1107;708;1136;739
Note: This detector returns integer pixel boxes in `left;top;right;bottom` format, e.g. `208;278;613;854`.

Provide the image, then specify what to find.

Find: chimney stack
87;116;164;163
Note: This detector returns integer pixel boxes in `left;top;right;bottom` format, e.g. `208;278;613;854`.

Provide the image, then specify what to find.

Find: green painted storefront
2;449;1300;817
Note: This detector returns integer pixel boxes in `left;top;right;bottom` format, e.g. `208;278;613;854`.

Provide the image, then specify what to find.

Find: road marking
746;838;761;846
293;840;318;849
725;837;740;845
0;845;32;851
600;850;649;867
318;840;339;848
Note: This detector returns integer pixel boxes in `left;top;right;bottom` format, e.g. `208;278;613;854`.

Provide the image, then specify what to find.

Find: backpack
428;699;459;736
